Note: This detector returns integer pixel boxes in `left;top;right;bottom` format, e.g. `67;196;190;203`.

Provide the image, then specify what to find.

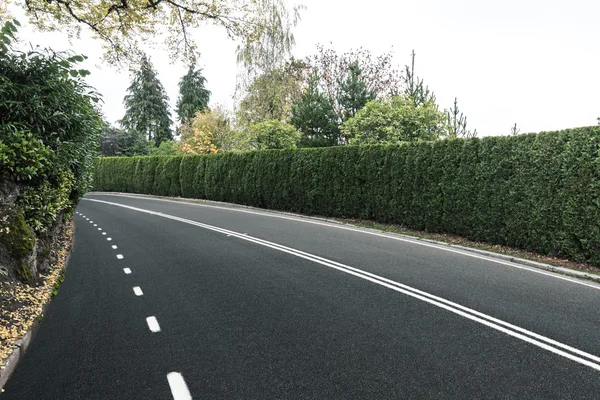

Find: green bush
1;19;102;233
94;126;600;266
250;120;300;150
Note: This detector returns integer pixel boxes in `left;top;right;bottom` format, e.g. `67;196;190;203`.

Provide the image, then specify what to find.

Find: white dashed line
133;286;143;296
93;224;97;227
102;232;107;236
167;372;192;400
116;254;124;259
146;316;161;332
112;245;118;249
107;237;112;241
123;268;131;274
98;228;102;231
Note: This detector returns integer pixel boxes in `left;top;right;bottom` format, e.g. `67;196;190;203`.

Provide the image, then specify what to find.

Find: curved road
3;193;600;399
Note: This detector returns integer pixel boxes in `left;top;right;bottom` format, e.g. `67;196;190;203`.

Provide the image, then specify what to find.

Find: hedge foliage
94;126;600;266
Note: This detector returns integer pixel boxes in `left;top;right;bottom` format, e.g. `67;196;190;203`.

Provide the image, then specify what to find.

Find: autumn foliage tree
179;106;247;154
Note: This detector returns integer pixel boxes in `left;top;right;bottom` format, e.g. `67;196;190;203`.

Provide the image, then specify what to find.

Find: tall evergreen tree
291;71;340;147
176;63;211;125
337;61;376;123
120;55;173;148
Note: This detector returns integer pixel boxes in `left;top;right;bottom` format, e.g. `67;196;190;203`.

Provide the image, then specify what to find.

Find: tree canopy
341;95;447;145
249;119;299;150
8;0;302;65
236;58;308;128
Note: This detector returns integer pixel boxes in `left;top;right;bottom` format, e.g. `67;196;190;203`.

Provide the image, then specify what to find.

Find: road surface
3;193;600;399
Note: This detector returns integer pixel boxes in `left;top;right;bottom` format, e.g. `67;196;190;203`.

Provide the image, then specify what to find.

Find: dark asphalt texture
2;193;600;399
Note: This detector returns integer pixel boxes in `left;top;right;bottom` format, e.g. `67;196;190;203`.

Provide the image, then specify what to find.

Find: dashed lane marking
146;316;161;333
167;372;192;400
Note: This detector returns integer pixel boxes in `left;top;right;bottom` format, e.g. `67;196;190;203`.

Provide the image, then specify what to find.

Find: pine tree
337;61;376;123
510;123;520;136
447;97;477;138
120;55;173;148
404;50;436;107
290;71;340;147
176;63;211;125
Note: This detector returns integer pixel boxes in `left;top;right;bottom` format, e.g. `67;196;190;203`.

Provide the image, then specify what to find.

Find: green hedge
94;126;600;266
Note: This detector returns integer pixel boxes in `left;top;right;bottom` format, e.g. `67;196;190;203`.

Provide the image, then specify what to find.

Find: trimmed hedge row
94;127;600;266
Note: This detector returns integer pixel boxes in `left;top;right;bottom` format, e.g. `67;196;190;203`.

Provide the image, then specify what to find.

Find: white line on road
146;316;161;332
167;372;192;400
102;232;107;236
83;198;600;372
98;228;102;231
133;286;143;296
89;194;600;290
116;254;124;259
107;237;112;241
93;224;97;227
123;268;131;274
112;245;118;249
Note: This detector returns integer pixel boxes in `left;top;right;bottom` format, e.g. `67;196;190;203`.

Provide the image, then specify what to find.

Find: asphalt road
3;193;600;399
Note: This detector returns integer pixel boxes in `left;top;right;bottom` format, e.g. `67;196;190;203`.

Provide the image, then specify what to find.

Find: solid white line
112;245;118;249
146;316;161;332
102;232;107;235
116;254;124;259
167;372;192;400
82;198;600;371
88;194;599;290
107;237;112;241
123;268;131;274
133;286;143;296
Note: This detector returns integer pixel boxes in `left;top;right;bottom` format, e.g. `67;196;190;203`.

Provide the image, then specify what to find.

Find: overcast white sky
8;0;600;136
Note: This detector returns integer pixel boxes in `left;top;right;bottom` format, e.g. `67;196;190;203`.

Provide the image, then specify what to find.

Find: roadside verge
0;220;74;392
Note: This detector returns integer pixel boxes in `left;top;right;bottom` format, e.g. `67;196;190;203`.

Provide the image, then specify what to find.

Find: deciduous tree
308;45;403;118
180;106;248;153
249;119;300;149
341;95;446;145
11;0;303;65
236;58;308;128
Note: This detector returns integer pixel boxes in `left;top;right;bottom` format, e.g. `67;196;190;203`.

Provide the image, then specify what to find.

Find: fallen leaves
0;220;73;364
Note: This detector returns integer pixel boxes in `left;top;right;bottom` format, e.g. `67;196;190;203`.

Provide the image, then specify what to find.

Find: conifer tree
120;55;173;148
291;71;340;147
337;61;376;123
176;63;211;125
